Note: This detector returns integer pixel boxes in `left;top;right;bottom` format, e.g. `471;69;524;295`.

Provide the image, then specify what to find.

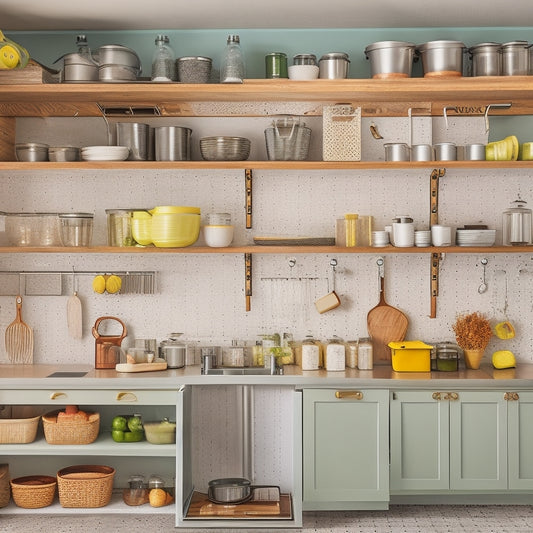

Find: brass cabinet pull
444;392;459;401
432;392;442;401
504;392;520;401
335;390;363;400
116;392;138;402
50;392;68;400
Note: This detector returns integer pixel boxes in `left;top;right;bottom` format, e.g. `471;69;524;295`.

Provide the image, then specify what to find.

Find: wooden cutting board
367;270;408;363
115;362;167;373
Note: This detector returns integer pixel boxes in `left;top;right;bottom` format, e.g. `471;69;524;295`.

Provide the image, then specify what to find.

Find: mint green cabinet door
508;391;533;490
390;390;449;491
303;389;389;509
449;391;508;490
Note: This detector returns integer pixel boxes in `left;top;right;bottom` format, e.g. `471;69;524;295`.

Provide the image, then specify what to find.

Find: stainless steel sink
202;367;280;376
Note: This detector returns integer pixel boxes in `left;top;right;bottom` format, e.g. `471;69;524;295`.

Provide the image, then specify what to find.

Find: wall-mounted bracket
245;253;252;311
245;168;253;229
429;168;446;318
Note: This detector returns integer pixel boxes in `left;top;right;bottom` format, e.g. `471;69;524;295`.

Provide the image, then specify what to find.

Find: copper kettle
92;316;127;369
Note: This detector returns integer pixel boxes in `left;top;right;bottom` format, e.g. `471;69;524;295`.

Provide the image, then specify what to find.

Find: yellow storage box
388;340;433;372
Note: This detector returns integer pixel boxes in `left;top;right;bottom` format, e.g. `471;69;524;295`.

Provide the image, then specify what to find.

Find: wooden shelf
1;160;533;170
0;245;530;254
0;77;532;117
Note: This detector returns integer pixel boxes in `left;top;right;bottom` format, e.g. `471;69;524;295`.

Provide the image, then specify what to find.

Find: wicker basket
57;464;115;508
0;415;40;444
0;464;10;508
10;475;57;508
42;410;100;445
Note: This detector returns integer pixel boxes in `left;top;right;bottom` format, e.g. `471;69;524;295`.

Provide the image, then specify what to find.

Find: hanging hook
288;258;296;268
484;103;512;133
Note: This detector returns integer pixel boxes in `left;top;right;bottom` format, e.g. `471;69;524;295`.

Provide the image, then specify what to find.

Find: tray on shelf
253;236;335;246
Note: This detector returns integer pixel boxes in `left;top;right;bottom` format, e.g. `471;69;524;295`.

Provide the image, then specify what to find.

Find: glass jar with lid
293;54;317;66
151;35;177;82
325;336;346;371
301;335;320;370
357;337;373;370
346;340;359;368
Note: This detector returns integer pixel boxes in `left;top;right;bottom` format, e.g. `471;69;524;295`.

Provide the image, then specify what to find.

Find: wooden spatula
67;274;83;339
5;295;34;364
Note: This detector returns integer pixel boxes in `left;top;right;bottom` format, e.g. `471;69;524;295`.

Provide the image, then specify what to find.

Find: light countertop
0;363;531;390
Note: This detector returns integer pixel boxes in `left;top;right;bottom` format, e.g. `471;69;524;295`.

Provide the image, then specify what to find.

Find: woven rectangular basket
57;464;115;508
0;415;40;444
322;104;361;161
10;475;57;509
42;411;100;445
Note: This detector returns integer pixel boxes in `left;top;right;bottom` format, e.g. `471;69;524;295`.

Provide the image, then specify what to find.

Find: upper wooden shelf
1;160;533;170
0;78;532;117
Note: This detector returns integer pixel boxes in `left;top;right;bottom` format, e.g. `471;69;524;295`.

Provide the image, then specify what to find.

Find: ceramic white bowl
288;65;319;80
203;225;234;247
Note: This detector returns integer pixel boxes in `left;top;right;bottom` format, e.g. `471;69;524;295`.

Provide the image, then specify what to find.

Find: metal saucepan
207;478;280;505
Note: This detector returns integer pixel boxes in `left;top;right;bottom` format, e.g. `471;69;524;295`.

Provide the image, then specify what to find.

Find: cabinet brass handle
50;392;68;400
504;392;520;401
116;392;138;402
432;392;442;401
444;392;459;401
335;390;363;400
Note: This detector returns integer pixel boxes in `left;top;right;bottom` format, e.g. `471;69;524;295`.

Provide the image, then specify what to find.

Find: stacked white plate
456;229;496;247
81;146;130;161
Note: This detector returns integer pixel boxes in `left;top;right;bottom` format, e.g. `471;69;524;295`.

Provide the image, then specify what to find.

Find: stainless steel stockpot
468;42;502;76
417;40;465;77
501;41;529;76
364;41;416;78
319;52;350;79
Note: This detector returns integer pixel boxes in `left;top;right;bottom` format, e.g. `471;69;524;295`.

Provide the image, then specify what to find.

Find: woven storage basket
57;464;115;508
0;415;40;444
42;410;100;445
0;464;10;508
322;104;361;161
10;475;57;509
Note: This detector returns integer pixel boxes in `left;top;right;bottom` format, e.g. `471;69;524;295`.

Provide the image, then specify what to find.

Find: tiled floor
2;506;533;533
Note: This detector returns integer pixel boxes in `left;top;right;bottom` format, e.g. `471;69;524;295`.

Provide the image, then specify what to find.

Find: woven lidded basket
0;415;40;444
0;464;10;508
42;410;100;445
57;464;115;508
10;475;57;509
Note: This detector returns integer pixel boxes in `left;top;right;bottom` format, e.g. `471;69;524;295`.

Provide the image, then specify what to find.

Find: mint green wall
6;27;533;141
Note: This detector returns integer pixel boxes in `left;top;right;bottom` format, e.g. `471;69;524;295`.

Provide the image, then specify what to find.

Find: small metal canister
468;42;502;76
434;342;461;372
501;41;529;76
265;52;288;78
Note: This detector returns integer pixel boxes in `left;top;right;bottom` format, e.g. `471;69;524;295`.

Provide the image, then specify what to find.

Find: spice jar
357;337;373;369
325;336;346;371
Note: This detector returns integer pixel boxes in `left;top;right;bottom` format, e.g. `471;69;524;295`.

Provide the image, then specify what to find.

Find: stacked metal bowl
199;136;251;161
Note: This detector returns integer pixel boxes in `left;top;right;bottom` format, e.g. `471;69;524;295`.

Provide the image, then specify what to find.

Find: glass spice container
151;35;177;82
346;340;359;368
220;34;245;83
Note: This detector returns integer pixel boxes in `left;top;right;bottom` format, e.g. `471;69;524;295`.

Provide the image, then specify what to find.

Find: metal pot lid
319;52;350;62
364;41;415;53
208;477;251;487
468;42;502;52
293;53;317;60
417;40;466;51
501;40;529;48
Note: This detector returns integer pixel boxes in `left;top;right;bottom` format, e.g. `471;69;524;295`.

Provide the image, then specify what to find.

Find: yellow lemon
92;275;106;294
492;350;516;369
0;44;21;69
105;275;122;294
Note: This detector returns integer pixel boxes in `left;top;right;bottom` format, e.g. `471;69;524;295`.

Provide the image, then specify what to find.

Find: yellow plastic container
388;340;433;372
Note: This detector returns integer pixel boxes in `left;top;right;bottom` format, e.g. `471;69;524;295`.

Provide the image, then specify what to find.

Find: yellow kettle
0;31;30;69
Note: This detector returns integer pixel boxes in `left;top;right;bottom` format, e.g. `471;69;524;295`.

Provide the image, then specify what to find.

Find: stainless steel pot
159;334;187;368
468;42;502;76
417;40;465;77
364;41;416;78
94;45;141;72
319;52;350;79
154;126;192;161
501;41;529;76
207;478;252;504
61;53;99;82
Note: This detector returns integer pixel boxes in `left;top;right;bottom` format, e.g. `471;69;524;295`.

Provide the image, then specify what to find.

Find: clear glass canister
301;335;320;370
223;339;245;367
346;340;359;368
151;34;176;81
293;54;317;66
357;337;373;370
325;337;346;371
105;209;135;247
220;34;244;83
503;198;532;245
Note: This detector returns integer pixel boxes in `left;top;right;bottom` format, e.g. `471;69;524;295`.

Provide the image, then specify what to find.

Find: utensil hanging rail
0;270;157;296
